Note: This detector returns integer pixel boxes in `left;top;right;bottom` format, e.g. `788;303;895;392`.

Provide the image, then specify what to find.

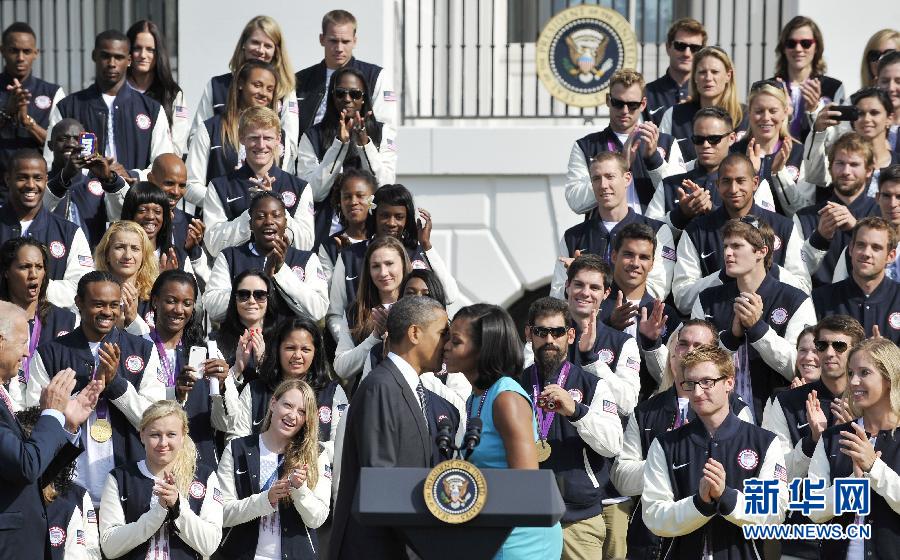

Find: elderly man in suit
329;295;450;560
0;300;101;558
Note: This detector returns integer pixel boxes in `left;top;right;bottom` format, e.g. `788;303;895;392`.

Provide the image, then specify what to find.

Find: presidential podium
355;466;565;560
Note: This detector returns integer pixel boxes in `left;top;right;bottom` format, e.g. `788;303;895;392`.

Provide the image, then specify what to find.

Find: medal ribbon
21;317;41;383
150;329;182;387
530;362;571;441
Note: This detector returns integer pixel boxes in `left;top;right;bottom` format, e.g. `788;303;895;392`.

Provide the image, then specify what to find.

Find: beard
536;344;566;375
834;177;866;198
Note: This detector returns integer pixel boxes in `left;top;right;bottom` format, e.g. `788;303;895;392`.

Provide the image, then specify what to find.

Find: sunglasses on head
867;48;896;63
236;289;269;303
608;97;642;112
529;325;569;338
750;78;783;92
691;133;729;146
785;38;815;50
672;40;703;54
739;215;761;229
815;340;849;353
334;87;364;100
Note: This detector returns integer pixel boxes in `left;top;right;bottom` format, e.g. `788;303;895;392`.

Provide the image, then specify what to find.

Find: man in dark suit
329;295;450;560
0;300;100;558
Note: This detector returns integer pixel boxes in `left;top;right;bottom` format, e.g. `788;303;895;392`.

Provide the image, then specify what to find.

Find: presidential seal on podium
536;5;638;107
423;459;487;524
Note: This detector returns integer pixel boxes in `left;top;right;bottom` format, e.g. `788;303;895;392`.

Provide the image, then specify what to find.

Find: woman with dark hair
792;325;820;387
203;192;328;324
296;66;397;249
142;270;221;468
767;16;845;144
326;184;459;344
0;237;76;409
317;168;377;285
126;20;189;155
186;60;279;206
443;303;563;558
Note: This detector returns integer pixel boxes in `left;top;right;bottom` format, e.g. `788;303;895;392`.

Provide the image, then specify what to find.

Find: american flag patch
383;90;397;102
174;105;188;118
78;255;94;268
602;400;618;414
662;246;677;261
774;464;787;483
626;357;640;371
324;464;333;479
76;530;85;545
86;509;97;523
288;100;299;114
386;138;397;152
213;487;224;504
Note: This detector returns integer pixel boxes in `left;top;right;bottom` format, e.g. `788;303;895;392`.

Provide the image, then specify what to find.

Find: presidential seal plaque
423;459;487;524
536;5;638;107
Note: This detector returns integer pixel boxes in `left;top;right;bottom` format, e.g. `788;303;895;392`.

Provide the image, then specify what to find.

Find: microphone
462;418;483;460
435;417;454;461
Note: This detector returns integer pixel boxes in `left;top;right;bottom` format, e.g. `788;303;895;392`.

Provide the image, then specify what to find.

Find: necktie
416;380;429;426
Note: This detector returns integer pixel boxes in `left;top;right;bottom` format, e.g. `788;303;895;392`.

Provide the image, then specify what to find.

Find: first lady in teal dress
443;303;563;559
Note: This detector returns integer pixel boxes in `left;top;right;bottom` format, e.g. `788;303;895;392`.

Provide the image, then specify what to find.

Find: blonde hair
140;400;198;496
263;379;321;491
609;68;645;92
861;29;900;87
228;15;295;102
222;62;278;155
239;105;282;138
681;344;736;379
690;47;743;131
94;221;158;301
845;338;900;419
747;84;792;141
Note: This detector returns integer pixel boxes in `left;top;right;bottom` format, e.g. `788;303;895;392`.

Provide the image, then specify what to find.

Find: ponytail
139;401;198;496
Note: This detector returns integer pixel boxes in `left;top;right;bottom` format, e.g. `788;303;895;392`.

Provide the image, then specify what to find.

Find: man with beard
612;320;752;560
330;296;450;560
45;30;173;180
760;315;864;560
642;345;788;560
147;153;208;285
24;271;163;506
518;297;623;560
42;118;128;247
793;132;880;287
813;217;900;344
0;149;93;308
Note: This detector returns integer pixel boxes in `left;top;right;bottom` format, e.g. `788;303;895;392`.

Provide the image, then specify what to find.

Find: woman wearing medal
443;303;563;560
0;237;76;409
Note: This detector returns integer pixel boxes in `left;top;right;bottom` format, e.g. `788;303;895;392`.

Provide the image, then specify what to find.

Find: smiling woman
94;220;159;334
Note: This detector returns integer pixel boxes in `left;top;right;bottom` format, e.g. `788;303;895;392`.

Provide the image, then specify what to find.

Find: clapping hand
154;472;180;509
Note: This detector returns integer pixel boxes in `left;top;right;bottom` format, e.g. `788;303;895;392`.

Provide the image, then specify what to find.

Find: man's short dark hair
613;222;657;253
666;18;707;47
453;304;523;391
566;253;611;289
719;152;756;177
814;315;865;347
679;318;721;346
527;297;572;327
5;148;46;177
692;106;734;130
2;22;36;45
386;295;445;345
76;270;120;301
879;164;900;190
94;29;128;50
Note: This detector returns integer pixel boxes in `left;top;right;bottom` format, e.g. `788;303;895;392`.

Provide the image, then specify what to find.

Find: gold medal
536;439;552;463
90;419;112;443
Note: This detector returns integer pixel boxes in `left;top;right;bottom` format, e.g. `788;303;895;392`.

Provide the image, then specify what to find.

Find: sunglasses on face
672;40;703;53
868;48;896;63
608;97;642;112
785;38;815;50
236;289;269;303
529;326;569;339
691;133;729;146
815;340;849;353
334;87;364;100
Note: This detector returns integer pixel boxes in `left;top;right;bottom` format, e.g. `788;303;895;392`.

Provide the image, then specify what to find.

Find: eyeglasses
691;133;730;145
334;87;364;100
785;38;815;50
236;289;269;303
608;97;642;112
739;215;761;230
680;377;727;391
815;340;849;353
867;48;895;63
529;326;569;339
672;40;703;53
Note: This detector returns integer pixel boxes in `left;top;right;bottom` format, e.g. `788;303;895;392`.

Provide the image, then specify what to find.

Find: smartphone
831;105;859;121
187;346;206;380
206;341;221;395
79;132;97;157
